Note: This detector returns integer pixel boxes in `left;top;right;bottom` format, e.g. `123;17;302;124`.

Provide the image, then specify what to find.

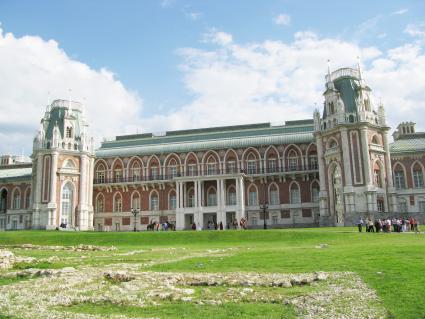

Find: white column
79;154;88;229
194;180;198;208
48;152;58;228
316;135;329;218
216;179;221;208
183;182;187;208
340;128;353;186
32;154;44;228
176;181;180;209
360;127;372;185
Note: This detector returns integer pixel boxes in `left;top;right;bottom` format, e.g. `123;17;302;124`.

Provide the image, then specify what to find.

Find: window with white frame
247;160;257;174
188;164;197;176
227;161;236;174
312;184;320;203
394;170;405;189
207;163;216;175
272;215;278;225
61;183;73;225
114;194;122;212
130;162;141;181
413;167;424;188
269;187;279;205
96;164;106;183
309;156;318;170
114;169;122;182
131;193;140;209
377;199;384;212
169;165;178;178
290;183;300;204
25;190;31;209
227;188;236;205
248;188;257;206
419;201;425;213
399;199;407;213
96;196;104;213
188;190;195;207
150;193;159;210
251;217;257;226
151;166;159;179
13;191;20;210
207;190;217;206
169;193;177;209
268;158;277;173
287;150;298;171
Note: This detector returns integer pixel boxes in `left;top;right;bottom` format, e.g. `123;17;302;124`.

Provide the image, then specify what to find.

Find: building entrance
203;213;217;230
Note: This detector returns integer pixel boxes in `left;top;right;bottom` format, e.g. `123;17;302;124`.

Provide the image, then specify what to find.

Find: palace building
1;66;424;231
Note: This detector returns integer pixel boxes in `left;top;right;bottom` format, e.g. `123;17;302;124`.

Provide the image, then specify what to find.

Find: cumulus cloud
202;29;233;46
140;30;425;137
274;14;291;26
404;23;425;38
392;8;408;15
0;29;143;155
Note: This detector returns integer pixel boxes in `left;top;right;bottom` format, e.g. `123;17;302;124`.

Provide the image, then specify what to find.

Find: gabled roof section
96;120;315;158
390;134;425;154
0;165;32;182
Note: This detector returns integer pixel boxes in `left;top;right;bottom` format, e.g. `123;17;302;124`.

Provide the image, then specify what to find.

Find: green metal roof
333;77;360;114
390;137;425;154
96;121;315;158
0;167;32;181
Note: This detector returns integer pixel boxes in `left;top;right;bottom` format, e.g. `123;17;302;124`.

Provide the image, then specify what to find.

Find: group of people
147;220;175;231
357;217;420;234
190;217;248;231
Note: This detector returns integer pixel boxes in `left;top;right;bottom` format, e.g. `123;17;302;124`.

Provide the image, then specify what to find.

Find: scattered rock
315;243;329;249
104;271;134;283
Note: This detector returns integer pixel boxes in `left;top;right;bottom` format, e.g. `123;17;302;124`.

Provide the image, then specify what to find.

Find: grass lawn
0;227;424;318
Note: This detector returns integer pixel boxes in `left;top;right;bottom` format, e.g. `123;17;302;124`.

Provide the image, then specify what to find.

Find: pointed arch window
113;193;122;212
227;186;236;206
268;156;277;173
168;158;178;178
269;185;279;205
287;149;299;171
96;195;104;213
96;163;106;183
169;190;177;210
66;126;73;138
25;189;31;209
130;161;142;181
60;183;73;225
131;192;140;210
150;192;159;211
188;188;195;207
373;162;383;188
394;166;406;189
12;189;21;210
246;153;258;174
206;156;218;175
413;164;424;188
311;182;320;203
290;183;300;204
207;188;217;206
248;186;258;206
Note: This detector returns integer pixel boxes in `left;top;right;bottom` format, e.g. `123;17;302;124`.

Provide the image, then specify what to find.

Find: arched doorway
60;182;74;228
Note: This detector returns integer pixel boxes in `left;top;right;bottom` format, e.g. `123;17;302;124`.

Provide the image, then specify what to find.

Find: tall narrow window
311;183;320;203
169;192;177;210
96;164;106;183
114;193;122;212
130;161;141;181
248;187;257;206
131;192;140;210
188;189;195;207
13;190;21;210
96;195;104;213
61;183;73;225
66;127;72;138
287;150;298;171
394;167;405;189
227;161;236;174
268;158;277;173
227;187;236;205
269;185;279;205
207;188;217;206
150;193;159;210
290;183;300;204
413;164;424;188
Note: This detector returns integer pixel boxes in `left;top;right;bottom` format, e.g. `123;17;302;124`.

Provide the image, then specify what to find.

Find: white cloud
0;29;143;155
404;23;425;38
274;14;291;26
202;29;233;46
184;10;202;21
160;0;175;8
140;30;425;137
392;8;408;15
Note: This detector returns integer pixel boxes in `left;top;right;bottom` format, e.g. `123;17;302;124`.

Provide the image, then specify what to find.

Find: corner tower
314;66;396;226
31;99;95;230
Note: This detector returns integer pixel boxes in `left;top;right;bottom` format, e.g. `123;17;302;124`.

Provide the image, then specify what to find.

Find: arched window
167;158;179;178
206;155;218;175
130;160;142;181
95;163;106;183
290;183;300;204
373;162;383;188
169;190;177;210
225;151;237;174
268;156;277;173
371;135;379;145
12;189;21;210
150;192;159;211
287;149;299;171
66;126;72;138
413;163;424;188
328;139;338;149
394;164;406;189
113;193;122;212
246;153;258;174
25;188;31;209
0;189;7;213
186;153;198;177
96;194;104;213
227;186;236;206
269;184;279;205
207;187;217;206
113;162;123;183
248;185;258;206
60;183;73;225
148;157;160;180
187;188;195;207
311;181;320;203
131;191;140;210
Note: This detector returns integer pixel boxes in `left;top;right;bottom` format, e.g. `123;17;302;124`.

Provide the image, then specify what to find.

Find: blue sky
0;0;424;154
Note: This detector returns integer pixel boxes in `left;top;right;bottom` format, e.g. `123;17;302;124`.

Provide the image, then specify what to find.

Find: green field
0;228;424;318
